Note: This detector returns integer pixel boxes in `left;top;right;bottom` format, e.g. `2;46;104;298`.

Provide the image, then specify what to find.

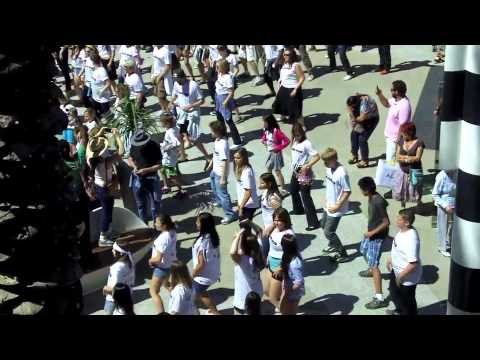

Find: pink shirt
384;97;412;141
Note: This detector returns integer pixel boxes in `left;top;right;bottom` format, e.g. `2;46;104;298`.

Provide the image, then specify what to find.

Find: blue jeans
210;171;235;219
131;174;162;223
95;185;114;233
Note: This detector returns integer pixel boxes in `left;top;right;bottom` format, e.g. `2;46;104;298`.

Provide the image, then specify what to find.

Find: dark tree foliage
0;44;84;314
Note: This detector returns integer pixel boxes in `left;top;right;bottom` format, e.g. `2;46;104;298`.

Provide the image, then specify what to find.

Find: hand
386;259;392;272
148;259;155;268
222;100;228;107
364;231;375;239
395;276;403;287
375;86;382;96
102;286;108;296
238;207;244;218
272;269;283;280
135;168;148;176
301;164;310;175
270;197;281;209
290;89;297;97
220;177;227;186
445;206;454;214
327;204;340;213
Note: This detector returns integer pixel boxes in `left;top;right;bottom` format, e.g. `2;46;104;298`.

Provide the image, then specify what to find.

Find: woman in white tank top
272;46;305;126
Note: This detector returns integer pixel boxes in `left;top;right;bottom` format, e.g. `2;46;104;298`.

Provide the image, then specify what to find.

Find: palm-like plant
104;87;161;153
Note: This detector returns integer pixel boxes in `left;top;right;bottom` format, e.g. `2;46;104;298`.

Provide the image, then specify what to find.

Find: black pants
388;271;418;315
327;45;352;75
92;100;110;118
216;111;242;145
290;174;320;227
239;207;257;222
82;86;92;108
350;119;378;161
378;45;391;71
56;48;72;91
263;59;277;94
207;67;217;104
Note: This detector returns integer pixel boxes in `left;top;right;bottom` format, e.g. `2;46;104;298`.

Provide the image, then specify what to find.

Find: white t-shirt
97;45;112;60
93;158;113;187
73;49;86;71
233;255;263;310
215;73;234;95
268;228;295;259
84;57;95;86
152;230;177;268
106;261;135;302
261;190;282;227
263;45;283;61
119;45;139;67
91;67;111;103
85;120;98;134
169;284;197;315
325;165;351;217
192;234;221;286
125;73;144;100
173;80;203;123
236;167;259;209
161;127;180;167
225;53;238;75
152;46;173;95
212;138;229;176
291;140;317;170
391;228;423;286
208;45;220;62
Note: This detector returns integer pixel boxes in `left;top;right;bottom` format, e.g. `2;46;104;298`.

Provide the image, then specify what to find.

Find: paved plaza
80;45;449;315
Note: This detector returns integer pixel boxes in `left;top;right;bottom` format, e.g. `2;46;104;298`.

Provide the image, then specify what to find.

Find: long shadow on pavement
303;255;338;277
304;112;340;132
300;293;359;315
418;299;447;315
295;233;316;253
419;264;439;285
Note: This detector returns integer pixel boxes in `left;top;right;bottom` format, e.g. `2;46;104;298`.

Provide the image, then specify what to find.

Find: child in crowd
159;113;186;196
148;214;177;314
167;260;198;315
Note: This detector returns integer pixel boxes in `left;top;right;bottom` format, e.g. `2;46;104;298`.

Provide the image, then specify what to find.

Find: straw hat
86;136;109;164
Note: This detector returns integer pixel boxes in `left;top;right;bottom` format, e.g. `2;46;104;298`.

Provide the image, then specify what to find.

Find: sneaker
253;76;264;86
305;224;320;231
209;110;217;116
439;249;451;257
279;189;290;198
385;308;401;315
98;238;114;247
358;269;373;278
322;246;337;254
307;74;314;81
329;252;349;263
365;298;389;310
343;74;353;81
221;217;236;225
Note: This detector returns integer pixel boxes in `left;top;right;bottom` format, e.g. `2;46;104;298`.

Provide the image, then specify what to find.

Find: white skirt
177;109;202;141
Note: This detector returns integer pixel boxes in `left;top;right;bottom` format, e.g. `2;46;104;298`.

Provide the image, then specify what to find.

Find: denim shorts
268;256;282;273
359;238;383;268
153;267;170;279
192;280;210;294
104;299;115;315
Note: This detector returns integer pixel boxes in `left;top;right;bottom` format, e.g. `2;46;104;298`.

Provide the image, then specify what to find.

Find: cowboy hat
130;129;151;147
86;136;109;164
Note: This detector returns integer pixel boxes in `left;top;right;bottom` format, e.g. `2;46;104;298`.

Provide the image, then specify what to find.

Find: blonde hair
321;147;338;161
216;59;230;74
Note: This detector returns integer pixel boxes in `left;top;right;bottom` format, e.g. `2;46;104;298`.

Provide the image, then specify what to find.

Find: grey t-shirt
368;193;389;240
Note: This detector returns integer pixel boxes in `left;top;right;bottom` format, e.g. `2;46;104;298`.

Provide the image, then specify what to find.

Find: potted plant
103;85;160;155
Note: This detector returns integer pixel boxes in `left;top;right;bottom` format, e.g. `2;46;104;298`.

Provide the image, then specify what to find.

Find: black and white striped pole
440;45;480;315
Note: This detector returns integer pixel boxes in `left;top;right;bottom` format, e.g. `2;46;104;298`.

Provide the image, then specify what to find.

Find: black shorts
179;121;189;134
239;207;258;221
101;59;118;81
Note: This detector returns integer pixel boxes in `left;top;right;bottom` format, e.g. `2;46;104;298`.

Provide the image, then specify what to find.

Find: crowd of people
52;45;453;315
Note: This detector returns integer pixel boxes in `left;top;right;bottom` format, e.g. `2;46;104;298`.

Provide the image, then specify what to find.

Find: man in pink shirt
375;80;412;161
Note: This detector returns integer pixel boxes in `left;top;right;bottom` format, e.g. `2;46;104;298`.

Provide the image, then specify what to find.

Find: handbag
375;159;403;189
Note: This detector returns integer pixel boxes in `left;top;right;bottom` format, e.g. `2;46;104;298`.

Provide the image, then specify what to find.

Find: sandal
357;161;369;168
348;157;359;165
